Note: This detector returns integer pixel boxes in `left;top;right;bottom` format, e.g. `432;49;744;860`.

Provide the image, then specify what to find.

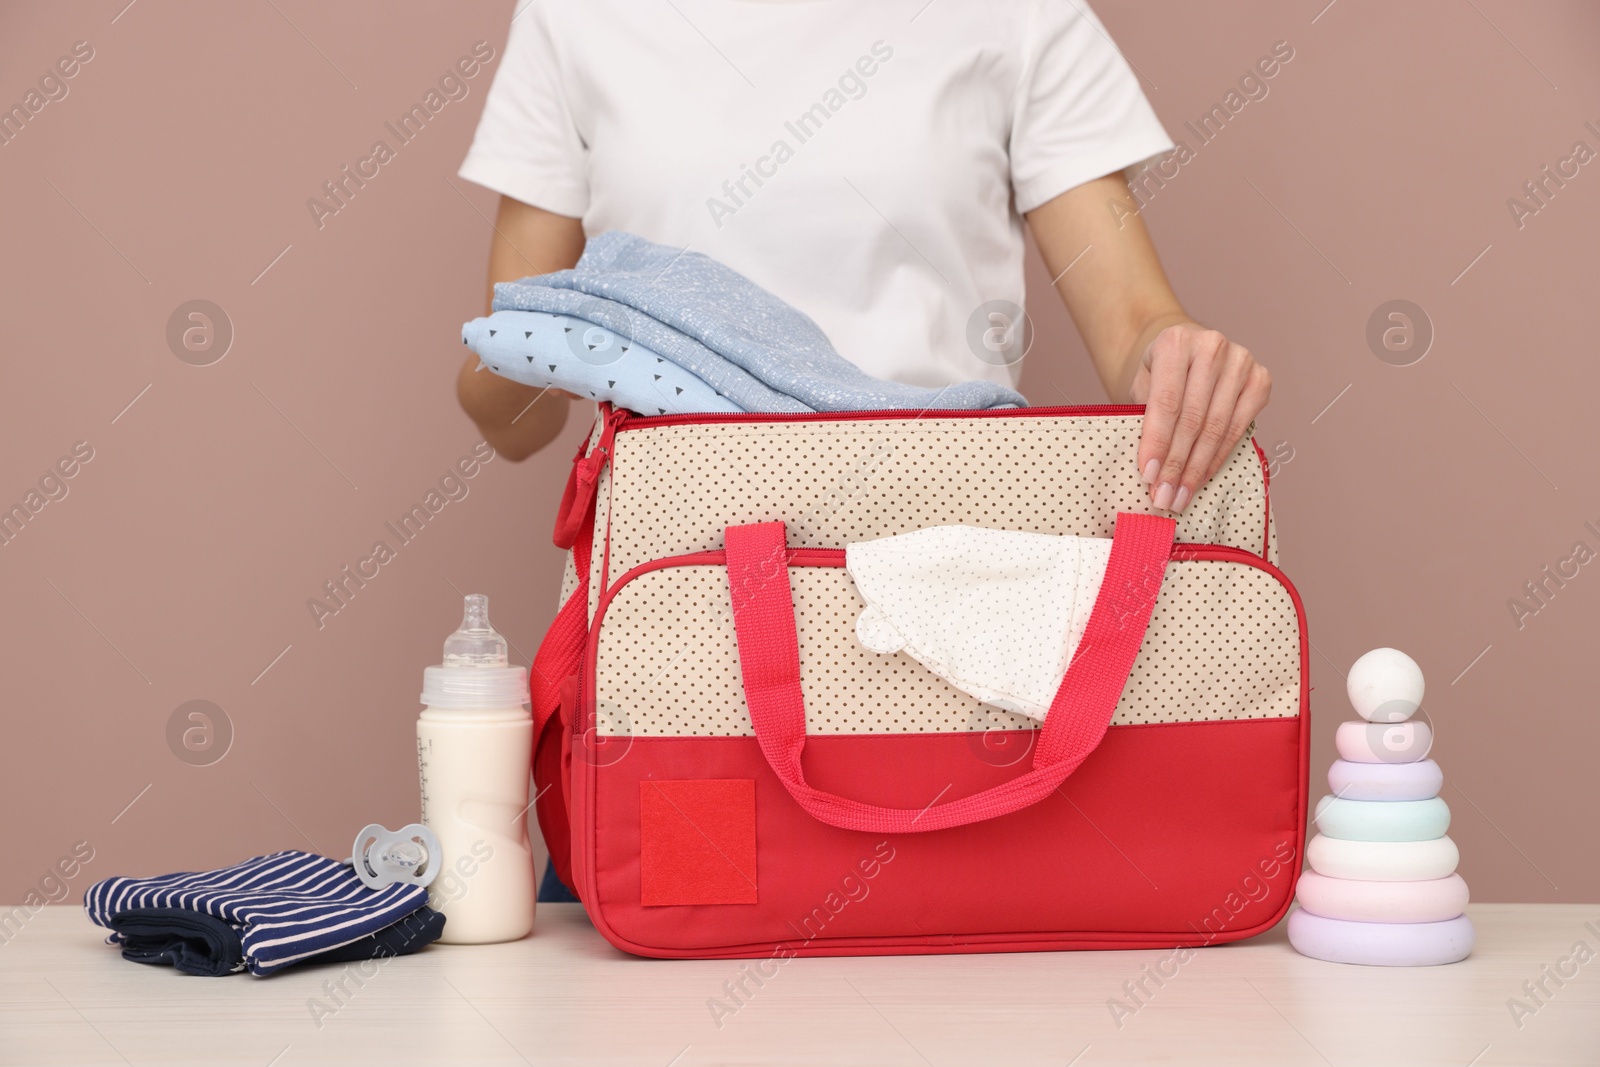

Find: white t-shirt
459;0;1172;391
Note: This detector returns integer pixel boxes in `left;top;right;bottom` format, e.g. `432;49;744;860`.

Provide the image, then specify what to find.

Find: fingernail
1173;485;1191;513
1141;459;1160;484
1153;482;1176;510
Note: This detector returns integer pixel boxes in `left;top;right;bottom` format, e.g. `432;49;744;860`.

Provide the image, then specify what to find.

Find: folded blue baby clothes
466;231;1028;415
106;907;246;977
105;903;445;977
462;311;741;417
84;851;439;977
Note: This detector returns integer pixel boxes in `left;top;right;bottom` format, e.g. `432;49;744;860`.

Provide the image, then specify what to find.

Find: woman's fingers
1149;329;1227;511
1203;363;1273;484
1135;329;1192;490
1173;343;1255;507
1134;324;1271;513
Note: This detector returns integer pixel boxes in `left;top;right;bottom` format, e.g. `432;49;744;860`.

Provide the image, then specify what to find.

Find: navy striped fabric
84;851;430;976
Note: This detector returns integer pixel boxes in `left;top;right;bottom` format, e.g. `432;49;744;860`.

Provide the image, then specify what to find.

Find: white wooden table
1;904;1594;1065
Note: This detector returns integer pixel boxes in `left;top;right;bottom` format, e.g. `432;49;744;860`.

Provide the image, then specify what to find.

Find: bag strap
530;524;591;738
724;513;1176;833
527;409;626;898
531;406;625;736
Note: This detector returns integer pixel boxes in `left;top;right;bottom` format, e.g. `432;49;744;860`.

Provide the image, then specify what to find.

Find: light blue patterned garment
472;231;1028;414
462;312;740;416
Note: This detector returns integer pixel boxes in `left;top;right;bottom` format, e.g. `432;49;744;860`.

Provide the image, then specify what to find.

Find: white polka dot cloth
845;525;1113;719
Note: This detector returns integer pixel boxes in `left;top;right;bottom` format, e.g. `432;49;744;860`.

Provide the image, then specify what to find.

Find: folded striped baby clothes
84;850;438;976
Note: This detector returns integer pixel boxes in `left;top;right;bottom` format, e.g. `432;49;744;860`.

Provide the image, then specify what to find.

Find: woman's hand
1128;322;1271;513
1026;175;1273;515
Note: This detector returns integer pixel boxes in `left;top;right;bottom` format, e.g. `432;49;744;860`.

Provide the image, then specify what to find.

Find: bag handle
724;514;1176;834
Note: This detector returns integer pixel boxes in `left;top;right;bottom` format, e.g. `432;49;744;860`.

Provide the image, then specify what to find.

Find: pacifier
351;823;443;891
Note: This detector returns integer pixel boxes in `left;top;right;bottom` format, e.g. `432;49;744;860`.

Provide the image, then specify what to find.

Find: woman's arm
456;196;587;461
1026;174;1271;514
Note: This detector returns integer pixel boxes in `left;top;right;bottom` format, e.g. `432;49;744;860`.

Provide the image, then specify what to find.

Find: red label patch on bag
639;778;758;906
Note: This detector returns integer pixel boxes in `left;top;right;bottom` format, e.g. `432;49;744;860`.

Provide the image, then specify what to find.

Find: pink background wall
3;0;1596;907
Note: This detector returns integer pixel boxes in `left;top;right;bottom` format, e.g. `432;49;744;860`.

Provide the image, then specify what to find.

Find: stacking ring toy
1335;719;1432;764
1346;647;1425;723
1294;871;1469;924
1306;834;1459;881
1287;909;1474;966
1314;794;1450;841
1327;758;1442;801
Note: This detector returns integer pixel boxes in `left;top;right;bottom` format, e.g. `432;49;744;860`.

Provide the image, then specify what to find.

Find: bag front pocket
572;532;1308;957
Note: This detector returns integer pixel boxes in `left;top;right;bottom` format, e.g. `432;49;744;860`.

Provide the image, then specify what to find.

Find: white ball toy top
1347;647;1425;723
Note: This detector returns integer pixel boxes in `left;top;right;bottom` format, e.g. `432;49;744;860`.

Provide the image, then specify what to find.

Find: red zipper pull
552;405;628;549
576;405;628;489
592;404;628;463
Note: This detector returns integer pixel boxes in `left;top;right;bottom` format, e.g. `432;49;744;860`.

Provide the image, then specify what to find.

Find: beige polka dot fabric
562;410;1277;619
599;415;1272;588
593;557;1301;736
1266;494;1280;564
554;408;1298;738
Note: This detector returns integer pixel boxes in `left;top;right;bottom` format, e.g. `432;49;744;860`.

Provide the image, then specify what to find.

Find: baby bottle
418;594;535;943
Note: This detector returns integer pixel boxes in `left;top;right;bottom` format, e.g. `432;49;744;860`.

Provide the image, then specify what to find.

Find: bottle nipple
442;594;509;668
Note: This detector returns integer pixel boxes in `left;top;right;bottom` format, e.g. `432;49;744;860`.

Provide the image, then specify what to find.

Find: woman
456;0;1270;897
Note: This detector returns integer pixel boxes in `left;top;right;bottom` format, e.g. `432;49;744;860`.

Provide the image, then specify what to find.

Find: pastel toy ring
1314;795;1450;841
1335;719;1433;764
1288;909;1474;966
1327;758;1442;801
1294;871;1469;924
1306;834;1459;881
